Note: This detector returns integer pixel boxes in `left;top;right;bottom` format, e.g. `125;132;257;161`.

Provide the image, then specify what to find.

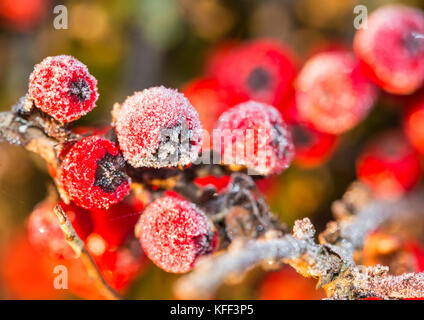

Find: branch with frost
54;204;121;300
175;184;424;300
3;96;424;300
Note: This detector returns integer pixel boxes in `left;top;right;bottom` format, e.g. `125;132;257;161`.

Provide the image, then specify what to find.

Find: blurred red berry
137;196;217;273
89;199;143;252
60;136;130;209
258;267;325;300
94;244;148;291
72;125;112;137
296;51;378;135
354;5;424;95
204;40;239;76
0;0;47;31
404;96;424;154
357;131;422;199
28;199;92;259
194;175;231;192
212;39;297;112
0;232;65;299
405;242;424;272
182;77;231;139
290;122;338;168
29;55;99;123
114;86;203;168
214;101;294;175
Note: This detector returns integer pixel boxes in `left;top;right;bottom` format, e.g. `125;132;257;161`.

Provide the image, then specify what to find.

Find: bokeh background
0;0;423;299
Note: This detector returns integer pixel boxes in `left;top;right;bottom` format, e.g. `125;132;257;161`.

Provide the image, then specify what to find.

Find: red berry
0;232;65;299
28;199;93;259
114;86;203;168
290;122;338;168
0;0;47;31
354;5;424;95
194;175;231;192
212;39;297;112
357;131;422;199
137;196;217;273
89;199;143;252
182;77;231;138
59;136;130;209
296;51;378;134
94;245;148;291
214;101;294;175
258;267;325;300
204;40;239;76
404;96;424;154
406;242;424;272
29;55;98;123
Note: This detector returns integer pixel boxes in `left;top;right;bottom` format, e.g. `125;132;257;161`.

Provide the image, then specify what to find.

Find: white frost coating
114;86;203;168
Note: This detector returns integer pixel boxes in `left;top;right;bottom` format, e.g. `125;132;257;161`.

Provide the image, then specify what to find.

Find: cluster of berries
185;4;424;198
13;3;424;298
25;49;297;290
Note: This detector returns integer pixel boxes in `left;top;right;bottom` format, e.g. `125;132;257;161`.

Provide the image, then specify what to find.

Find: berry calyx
27;199;93;259
214;101;294;175
296;50;378;134
59;136;130;209
354;5;424;94
29;55;98;123
357;131;422;199
212;39;297;112
136;196;217;273
113;86;203;168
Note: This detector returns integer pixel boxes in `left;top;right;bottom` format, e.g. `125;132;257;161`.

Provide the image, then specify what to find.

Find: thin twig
54;204;122;300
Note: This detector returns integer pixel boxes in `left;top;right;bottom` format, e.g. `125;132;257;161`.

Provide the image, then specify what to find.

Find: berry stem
54;204;122;300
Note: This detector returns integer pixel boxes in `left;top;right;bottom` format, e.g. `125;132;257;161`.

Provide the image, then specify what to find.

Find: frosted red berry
404;96;424;154
356;131;422;199
354;5;424;95
214;101;294;175
290;122;338;168
114;86;203;168
296;51;378;135
29;55;98;123
136;196;217;273
212;39;297;112
27;199;93;259
59;136;130;209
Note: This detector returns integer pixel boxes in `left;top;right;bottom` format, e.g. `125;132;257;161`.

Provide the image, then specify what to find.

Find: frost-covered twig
175;184;424;299
54;205;121;300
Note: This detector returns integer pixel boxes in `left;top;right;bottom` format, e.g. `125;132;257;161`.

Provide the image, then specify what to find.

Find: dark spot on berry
292;125;313;147
193;231;215;257
246;67;271;92
403;30;424;56
94;152;128;193
68;78;91;103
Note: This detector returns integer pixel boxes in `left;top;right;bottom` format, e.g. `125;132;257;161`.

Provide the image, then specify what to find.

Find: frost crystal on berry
214;101;294;175
114;86;203;168
296;51;378;135
136;196;217;273
29;55;98;122
59;136;130;209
